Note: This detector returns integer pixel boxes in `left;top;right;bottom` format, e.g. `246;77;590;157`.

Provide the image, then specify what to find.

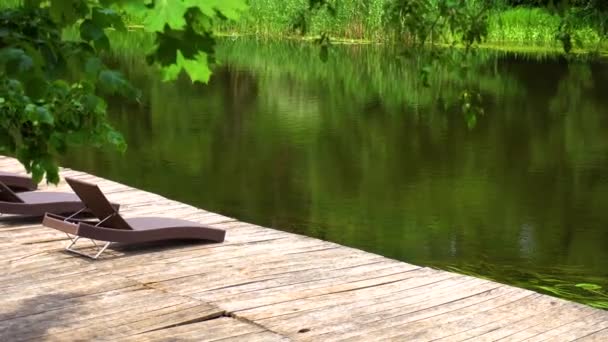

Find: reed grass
487;7;605;50
219;1;607;51
219;0;388;41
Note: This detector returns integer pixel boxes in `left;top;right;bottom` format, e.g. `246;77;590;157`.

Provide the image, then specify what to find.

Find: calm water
64;40;608;308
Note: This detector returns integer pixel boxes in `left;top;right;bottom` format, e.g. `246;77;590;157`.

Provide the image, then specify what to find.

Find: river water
64;39;608;308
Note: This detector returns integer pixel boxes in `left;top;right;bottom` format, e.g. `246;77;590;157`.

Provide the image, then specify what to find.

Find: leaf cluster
0;0;248;183
383;0;490;50
136;0;248;83
555;1;608;53
0;5;133;183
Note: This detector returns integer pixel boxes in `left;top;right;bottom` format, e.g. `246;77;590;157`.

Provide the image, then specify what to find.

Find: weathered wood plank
580;327;608;341
457;299;599;341
524;313;608;342
120;317;289;341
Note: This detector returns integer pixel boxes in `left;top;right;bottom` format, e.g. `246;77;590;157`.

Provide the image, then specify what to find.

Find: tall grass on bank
219;0;388;41
219;0;607;51
489;7;562;46
488;7;605;50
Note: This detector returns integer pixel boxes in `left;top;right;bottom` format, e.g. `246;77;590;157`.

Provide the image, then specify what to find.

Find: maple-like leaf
178;51;211;83
161;50;211;83
184;0;248;21
144;0;188;32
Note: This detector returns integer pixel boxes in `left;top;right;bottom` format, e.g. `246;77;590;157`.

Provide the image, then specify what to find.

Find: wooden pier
1;156;607;341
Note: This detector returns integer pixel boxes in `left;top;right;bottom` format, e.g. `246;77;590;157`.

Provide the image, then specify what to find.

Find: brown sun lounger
0;171;37;192
42;177;226;259
0;181;117;217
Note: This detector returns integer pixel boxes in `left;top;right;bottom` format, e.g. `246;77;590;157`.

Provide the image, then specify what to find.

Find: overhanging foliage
0;0;247;183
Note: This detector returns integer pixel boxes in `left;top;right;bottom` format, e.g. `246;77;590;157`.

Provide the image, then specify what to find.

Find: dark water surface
64;40;608;308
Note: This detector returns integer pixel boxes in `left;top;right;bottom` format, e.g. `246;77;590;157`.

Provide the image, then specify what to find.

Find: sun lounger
0;171;37;192
42;177;226;259
0;181;118;217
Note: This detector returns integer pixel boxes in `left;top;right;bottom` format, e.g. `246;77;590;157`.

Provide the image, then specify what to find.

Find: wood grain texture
0;156;606;341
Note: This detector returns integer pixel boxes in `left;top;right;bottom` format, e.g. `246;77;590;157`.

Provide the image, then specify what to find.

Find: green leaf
36;107;54;125
150;25;216;65
0;48;34;75
161;51;211;83
49;0;88;26
179;51;211;83
49;133;67;153
93;35;111;52
80;19;105;41
98;69;128;93
98;70;138;99
0;127;14;153
161;63;182;81
184;0;248;21
23;75;48;100
92;7;126;31
79;19;111;52
85;57;104;78
40;157;59;184
81;94;101;112
144;0;188;32
30;163;44;184
20;44;45;71
106;129;127;152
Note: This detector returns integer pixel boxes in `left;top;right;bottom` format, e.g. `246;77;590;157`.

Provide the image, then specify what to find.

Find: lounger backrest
0;182;23;203
65;177;132;230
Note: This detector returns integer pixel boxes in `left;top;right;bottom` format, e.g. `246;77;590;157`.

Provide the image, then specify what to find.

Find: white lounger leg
65;233;111;259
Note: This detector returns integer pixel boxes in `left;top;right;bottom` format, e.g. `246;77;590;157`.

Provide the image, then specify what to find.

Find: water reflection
64;40;608;307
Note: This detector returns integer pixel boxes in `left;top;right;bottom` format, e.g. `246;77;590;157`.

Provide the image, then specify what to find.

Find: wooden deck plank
524;313;608;342
120;317;288;341
284;282;529;340
1;155;607;341
460;299;599;341
579;327;608;341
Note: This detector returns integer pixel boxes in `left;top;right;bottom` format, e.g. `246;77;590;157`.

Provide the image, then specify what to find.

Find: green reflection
63;39;608;309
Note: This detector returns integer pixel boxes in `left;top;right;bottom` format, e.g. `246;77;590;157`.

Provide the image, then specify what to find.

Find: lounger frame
43;212;119;259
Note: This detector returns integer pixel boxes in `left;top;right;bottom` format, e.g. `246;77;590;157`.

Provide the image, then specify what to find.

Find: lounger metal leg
64;233;111;260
